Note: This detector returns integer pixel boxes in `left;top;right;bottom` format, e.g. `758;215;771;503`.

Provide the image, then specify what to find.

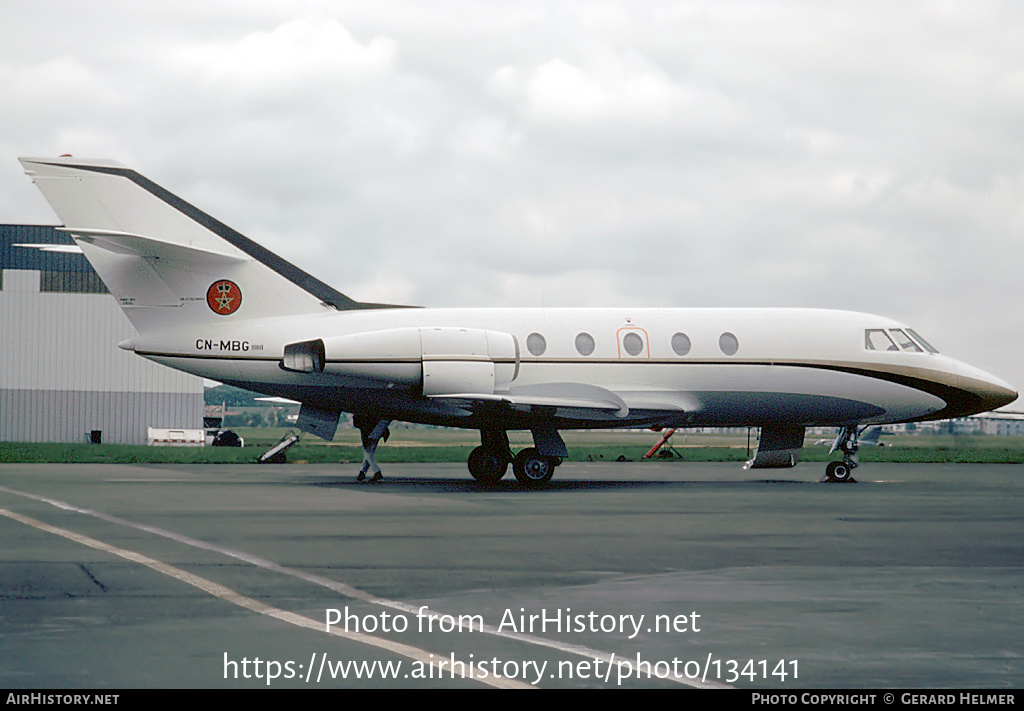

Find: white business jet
19;157;1017;485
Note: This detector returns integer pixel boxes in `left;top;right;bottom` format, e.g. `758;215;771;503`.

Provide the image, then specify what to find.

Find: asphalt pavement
1;461;1020;689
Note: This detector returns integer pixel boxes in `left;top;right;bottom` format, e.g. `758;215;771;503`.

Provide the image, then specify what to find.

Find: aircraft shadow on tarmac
305;477;817;492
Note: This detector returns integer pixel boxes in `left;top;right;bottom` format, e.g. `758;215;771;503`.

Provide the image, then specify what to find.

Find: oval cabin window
719;332;739;356
671;332;691;356
575;332;595;356
526;332;547;357
622;332;644;356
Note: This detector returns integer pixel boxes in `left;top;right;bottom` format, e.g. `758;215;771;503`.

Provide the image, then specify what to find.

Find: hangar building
1;224;203;444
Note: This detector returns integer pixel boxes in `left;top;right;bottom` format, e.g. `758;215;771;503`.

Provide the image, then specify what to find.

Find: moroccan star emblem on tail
207;280;242;315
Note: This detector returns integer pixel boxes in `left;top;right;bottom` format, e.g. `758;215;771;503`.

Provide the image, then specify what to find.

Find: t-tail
19;156;389;337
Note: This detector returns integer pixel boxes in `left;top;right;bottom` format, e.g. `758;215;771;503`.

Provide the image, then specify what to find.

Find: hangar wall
1;225;203;444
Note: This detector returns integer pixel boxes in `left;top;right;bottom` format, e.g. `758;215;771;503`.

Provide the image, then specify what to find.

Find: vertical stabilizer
19;157;371;336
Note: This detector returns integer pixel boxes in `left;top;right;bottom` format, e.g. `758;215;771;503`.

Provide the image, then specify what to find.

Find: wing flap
427;383;705;422
429;382;629;418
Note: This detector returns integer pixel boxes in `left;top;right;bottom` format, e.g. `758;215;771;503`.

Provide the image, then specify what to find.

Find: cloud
170;16;397;110
0;1;1022;394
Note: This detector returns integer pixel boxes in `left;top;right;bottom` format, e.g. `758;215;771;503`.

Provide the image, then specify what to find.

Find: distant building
1;225;202;444
975;414;1024;437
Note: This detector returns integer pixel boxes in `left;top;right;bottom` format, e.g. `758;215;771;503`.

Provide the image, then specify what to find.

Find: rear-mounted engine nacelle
281;327;519;395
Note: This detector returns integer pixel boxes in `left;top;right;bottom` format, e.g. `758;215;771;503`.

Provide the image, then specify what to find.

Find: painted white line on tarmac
0;484;727;688
0;505;530;689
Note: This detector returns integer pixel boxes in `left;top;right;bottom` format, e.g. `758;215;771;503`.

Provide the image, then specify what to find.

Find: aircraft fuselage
122;306;1013;432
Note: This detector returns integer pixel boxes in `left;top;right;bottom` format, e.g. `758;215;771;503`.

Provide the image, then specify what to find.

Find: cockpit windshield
865;328;939;354
888;329;922;352
865;329;898;351
906;329;939;354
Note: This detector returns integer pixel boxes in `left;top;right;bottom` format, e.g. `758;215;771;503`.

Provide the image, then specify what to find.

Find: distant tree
205;384;265;407
222;414;248;427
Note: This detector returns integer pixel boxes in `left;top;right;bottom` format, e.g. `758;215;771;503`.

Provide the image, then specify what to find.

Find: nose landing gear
825;426;860;483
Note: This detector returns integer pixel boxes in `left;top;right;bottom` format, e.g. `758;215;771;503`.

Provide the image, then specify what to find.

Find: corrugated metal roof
0;224;95;273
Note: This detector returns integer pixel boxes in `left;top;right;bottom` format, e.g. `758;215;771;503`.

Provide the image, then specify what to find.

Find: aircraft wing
430;382;628;417
428;382;701;420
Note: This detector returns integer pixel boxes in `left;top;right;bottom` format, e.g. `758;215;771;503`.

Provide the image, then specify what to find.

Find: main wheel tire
825;460;852;482
468;446;508;484
512;447;555;486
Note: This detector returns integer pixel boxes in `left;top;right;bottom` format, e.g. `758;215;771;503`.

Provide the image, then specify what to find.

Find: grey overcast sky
1;1;1022;401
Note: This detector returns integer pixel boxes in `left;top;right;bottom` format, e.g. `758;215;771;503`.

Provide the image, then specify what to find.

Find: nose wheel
825;426;860;483
825;460;855;482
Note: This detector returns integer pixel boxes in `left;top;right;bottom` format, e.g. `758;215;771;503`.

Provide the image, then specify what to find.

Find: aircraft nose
958;364;1018;412
977;380;1018;412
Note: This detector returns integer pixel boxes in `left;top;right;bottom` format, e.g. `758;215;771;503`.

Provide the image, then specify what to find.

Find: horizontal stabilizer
59;228;247;263
13;243;84;254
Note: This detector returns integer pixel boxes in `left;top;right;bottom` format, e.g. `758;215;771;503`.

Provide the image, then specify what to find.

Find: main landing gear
467;430;562;487
825;425;860;483
467;448;507;483
512;448;559;486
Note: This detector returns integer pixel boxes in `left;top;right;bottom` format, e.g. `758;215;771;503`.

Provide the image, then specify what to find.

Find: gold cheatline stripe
0;507;530;690
138;350;957;385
